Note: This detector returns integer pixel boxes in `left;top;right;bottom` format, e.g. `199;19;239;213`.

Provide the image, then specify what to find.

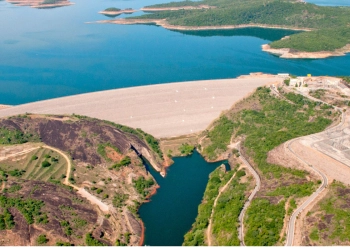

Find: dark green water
140;151;227;246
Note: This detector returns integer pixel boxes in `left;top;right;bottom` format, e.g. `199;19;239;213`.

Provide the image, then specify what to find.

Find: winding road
237;142;261;246
284;91;344;246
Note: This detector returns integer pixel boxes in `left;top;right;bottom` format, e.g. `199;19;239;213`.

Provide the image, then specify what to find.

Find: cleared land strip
0;77;281;138
207;170;237;246
237;143;261;246
42;145;110;213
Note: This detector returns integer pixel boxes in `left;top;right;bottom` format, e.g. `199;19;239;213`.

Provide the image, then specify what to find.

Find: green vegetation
56;241;73;246
178;143;195;156
309;89;326;100
41;160;51;168
183;166;232;246
0;127;39;145
0;148;68;183
0;195;46;225
133;177;155;197
245;198;285;246
85;233;106;246
31;155;38;161
199;87;335;246
37;234;49;245
204;116;234;160
0;209;15;230
309;227;319;241
104;7;121;11
132;0;350;53
270;27;350;52
211;170;248;246
42;0;58;4
305;181;350;244
7;184;22;193
112;193;129;208
110;156;131;170
267;182;316;198
97;143;120;161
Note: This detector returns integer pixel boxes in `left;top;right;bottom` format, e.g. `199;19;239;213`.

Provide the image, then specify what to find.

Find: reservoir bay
141;151;227;246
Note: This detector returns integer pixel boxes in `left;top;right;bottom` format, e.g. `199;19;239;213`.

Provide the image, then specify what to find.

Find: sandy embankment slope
0;76;281;138
262;44;350;59
98;18;311;32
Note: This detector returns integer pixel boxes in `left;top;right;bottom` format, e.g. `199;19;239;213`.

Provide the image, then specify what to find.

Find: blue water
0;0;349;104
1;0;348;247
140;151;227;246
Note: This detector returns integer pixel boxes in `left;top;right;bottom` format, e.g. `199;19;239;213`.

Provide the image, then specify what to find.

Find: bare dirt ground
0;77;281;138
262;44;350;59
294;187;329;246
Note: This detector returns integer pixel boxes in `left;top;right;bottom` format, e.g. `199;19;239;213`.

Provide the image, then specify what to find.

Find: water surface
0;0;349;104
140;151;227;246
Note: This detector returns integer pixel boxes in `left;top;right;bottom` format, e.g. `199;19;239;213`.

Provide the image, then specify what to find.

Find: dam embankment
0;76;281;138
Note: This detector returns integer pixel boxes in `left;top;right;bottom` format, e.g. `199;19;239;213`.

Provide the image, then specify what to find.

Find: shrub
41;160;51;168
37;234;48;245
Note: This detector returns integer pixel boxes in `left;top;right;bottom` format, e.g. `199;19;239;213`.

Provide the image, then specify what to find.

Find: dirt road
207;170;237;246
42;145;110;213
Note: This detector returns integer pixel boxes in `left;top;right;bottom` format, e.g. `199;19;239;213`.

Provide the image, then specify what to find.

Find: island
97;0;350;59
6;0;74;9
99;7;137;17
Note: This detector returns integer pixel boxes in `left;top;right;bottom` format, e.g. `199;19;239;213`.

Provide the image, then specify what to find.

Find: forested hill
131;0;350;53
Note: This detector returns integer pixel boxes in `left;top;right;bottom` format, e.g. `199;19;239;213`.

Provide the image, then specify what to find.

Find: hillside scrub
200;87;335;246
183;166;235;246
211;169;248;246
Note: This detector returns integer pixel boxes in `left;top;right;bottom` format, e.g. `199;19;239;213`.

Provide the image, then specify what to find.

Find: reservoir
0;0;349;105
140;151;227;246
0;0;348;246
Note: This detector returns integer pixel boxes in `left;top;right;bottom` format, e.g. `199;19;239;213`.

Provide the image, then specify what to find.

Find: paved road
237;142;261;246
284;91;344;246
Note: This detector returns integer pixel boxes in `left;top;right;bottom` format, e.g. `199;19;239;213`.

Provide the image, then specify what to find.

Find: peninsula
99;8;137;16
98;0;350;58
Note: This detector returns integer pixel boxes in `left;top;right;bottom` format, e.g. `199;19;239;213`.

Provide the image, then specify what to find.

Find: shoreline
138;184;160;246
97;18;312;32
262;44;350;59
94;18;350;59
141;5;215;11
99;9;137;15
